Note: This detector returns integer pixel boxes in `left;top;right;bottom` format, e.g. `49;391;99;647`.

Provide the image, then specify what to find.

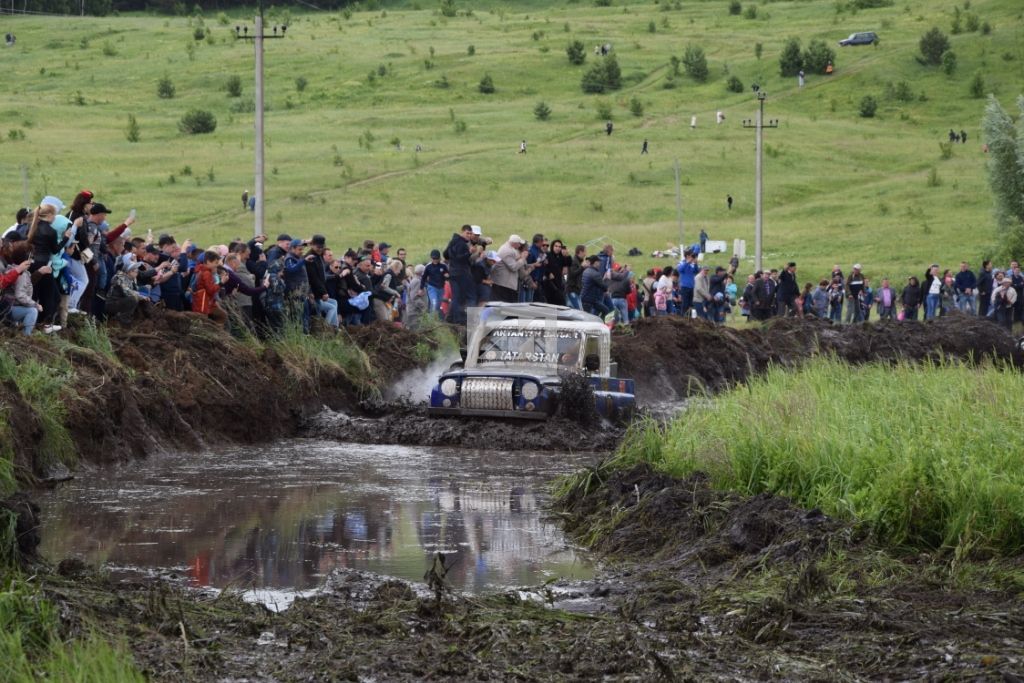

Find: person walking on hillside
444;224;476;324
641;139;648;155
242;190;249;210
699;229;709;255
727;194;733;210
605;121;613;136
798;69;805;88
519;140;527;155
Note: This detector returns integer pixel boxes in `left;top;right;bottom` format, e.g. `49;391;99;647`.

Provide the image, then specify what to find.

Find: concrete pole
254;12;265;239
754;98;763;273
674;159;683;251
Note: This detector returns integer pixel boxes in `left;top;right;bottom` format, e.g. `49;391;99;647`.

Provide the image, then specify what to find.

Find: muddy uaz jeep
428;303;635;420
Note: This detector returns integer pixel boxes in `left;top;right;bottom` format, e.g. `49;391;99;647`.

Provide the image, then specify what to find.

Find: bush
969;71;985;98
682;45;708;82
603;54;622;89
581;54;622;93
726;75;743;92
157;75;176;99
647;20;656;33
728;0;741;15
981;21;991;35
754;42;763;60
595;100;613;120
919;27;950;65
567;39;586;65
884;80;915;102
859;95;877;118
295;76;308;92
939;141;954;159
193;26;205;40
942;50;957;75
439;0;456;17
629;96;644;117
779;37;803;76
125;113;140;142
926;166;941;187
226;74;242;97
478;73;495;94
467;44;475;56
965;13;979;32
534;101;552;121
178;109;217;134
743;4;757;19
803;39;835;75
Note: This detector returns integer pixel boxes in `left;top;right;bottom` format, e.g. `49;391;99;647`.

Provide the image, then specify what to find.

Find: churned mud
553;464;1024;680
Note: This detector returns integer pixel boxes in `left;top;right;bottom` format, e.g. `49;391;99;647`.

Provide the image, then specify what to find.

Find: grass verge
608;357;1024;556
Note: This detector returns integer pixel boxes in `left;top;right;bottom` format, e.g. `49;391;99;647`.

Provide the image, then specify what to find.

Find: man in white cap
489;234;533;303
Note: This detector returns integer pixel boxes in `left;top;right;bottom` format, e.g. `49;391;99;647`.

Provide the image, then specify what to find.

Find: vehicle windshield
476;326;585;368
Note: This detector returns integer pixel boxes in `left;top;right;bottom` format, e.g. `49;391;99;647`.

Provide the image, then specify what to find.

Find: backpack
260;259;286;312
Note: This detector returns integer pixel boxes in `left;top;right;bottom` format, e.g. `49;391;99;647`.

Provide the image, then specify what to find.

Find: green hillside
1;0;1022;279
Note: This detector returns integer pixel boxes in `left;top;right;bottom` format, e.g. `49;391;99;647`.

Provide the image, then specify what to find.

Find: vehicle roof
479;302;604;324
483;318;611;334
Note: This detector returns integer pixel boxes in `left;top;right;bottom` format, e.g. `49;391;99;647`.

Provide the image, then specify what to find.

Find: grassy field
607;357;1024;555
1;0;1022;280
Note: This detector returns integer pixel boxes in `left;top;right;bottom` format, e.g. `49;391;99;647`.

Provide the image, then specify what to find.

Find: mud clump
614;315;1020;402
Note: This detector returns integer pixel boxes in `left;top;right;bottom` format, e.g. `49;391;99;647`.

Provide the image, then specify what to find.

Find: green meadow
1;0;1023;280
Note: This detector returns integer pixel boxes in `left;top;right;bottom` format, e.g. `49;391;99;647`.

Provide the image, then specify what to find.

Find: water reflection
39;441;595;593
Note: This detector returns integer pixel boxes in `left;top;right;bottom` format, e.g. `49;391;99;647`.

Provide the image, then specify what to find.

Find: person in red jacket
192;251;227;326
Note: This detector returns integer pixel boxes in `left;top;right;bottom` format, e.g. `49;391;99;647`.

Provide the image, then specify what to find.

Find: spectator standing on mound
422;249;448;314
444;224;476;324
777;261;799;317
845;264;866;323
954;261;977;315
876;278;896;320
977;260;993;318
902;276;922;320
490;234;531;304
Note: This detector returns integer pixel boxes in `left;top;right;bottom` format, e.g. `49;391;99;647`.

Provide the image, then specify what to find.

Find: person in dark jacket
776;262;799;317
580;256;611;318
26;202;66;330
566;245;586;310
977;260;993;318
305;235;338;329
901;276;922;320
541;239;570;306
444;224;476;325
953;261;977;315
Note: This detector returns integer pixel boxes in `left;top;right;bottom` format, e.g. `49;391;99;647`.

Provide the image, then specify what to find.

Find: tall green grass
617;358;1024;555
0;578;144;683
269;323;379;396
0;350;75;471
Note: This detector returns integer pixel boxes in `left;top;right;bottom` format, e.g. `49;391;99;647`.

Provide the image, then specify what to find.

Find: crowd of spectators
2;193;1022;338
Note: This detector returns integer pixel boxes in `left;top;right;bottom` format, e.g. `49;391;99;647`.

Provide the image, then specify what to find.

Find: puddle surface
38;441;596;593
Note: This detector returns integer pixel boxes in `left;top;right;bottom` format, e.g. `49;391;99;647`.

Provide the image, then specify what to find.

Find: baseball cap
40;195;65;212
430;249;441;259
378;242;390;249
277;233;292;242
485;250;500;261
470;225;482;236
311;234;326;247
508;234;525;245
289;238;304;249
853;263;862;270
89;203;111;215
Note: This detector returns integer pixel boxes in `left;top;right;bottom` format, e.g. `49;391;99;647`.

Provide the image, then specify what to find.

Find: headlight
441;378;458;396
521;382;539;401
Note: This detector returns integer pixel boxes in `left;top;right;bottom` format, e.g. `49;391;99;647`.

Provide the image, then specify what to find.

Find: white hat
40;195;65;212
853;263;862;270
508;234;525;245
470;225;482;236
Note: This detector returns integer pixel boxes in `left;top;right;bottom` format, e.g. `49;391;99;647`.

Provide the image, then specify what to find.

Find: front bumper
427;407;549;420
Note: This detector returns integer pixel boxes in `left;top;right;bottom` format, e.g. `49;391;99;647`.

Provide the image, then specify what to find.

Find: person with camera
490;234;533;304
283;238;314;331
305;235;339;330
443;224;476;325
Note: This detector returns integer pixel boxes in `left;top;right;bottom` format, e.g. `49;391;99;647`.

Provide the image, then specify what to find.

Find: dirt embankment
614;315;1022;402
2;311;437;486
553;464;1024;679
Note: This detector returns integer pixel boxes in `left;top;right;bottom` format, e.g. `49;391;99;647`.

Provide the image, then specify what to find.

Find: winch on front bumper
429;374;553;420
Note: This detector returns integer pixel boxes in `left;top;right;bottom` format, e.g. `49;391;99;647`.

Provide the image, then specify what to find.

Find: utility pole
674;159;684;251
742;90;778;272
236;7;287;238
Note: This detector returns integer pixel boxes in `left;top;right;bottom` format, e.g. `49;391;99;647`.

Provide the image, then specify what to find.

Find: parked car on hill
839;31;878;46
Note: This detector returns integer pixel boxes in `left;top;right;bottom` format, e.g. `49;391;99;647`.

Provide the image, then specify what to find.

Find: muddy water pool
38;441;597;594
